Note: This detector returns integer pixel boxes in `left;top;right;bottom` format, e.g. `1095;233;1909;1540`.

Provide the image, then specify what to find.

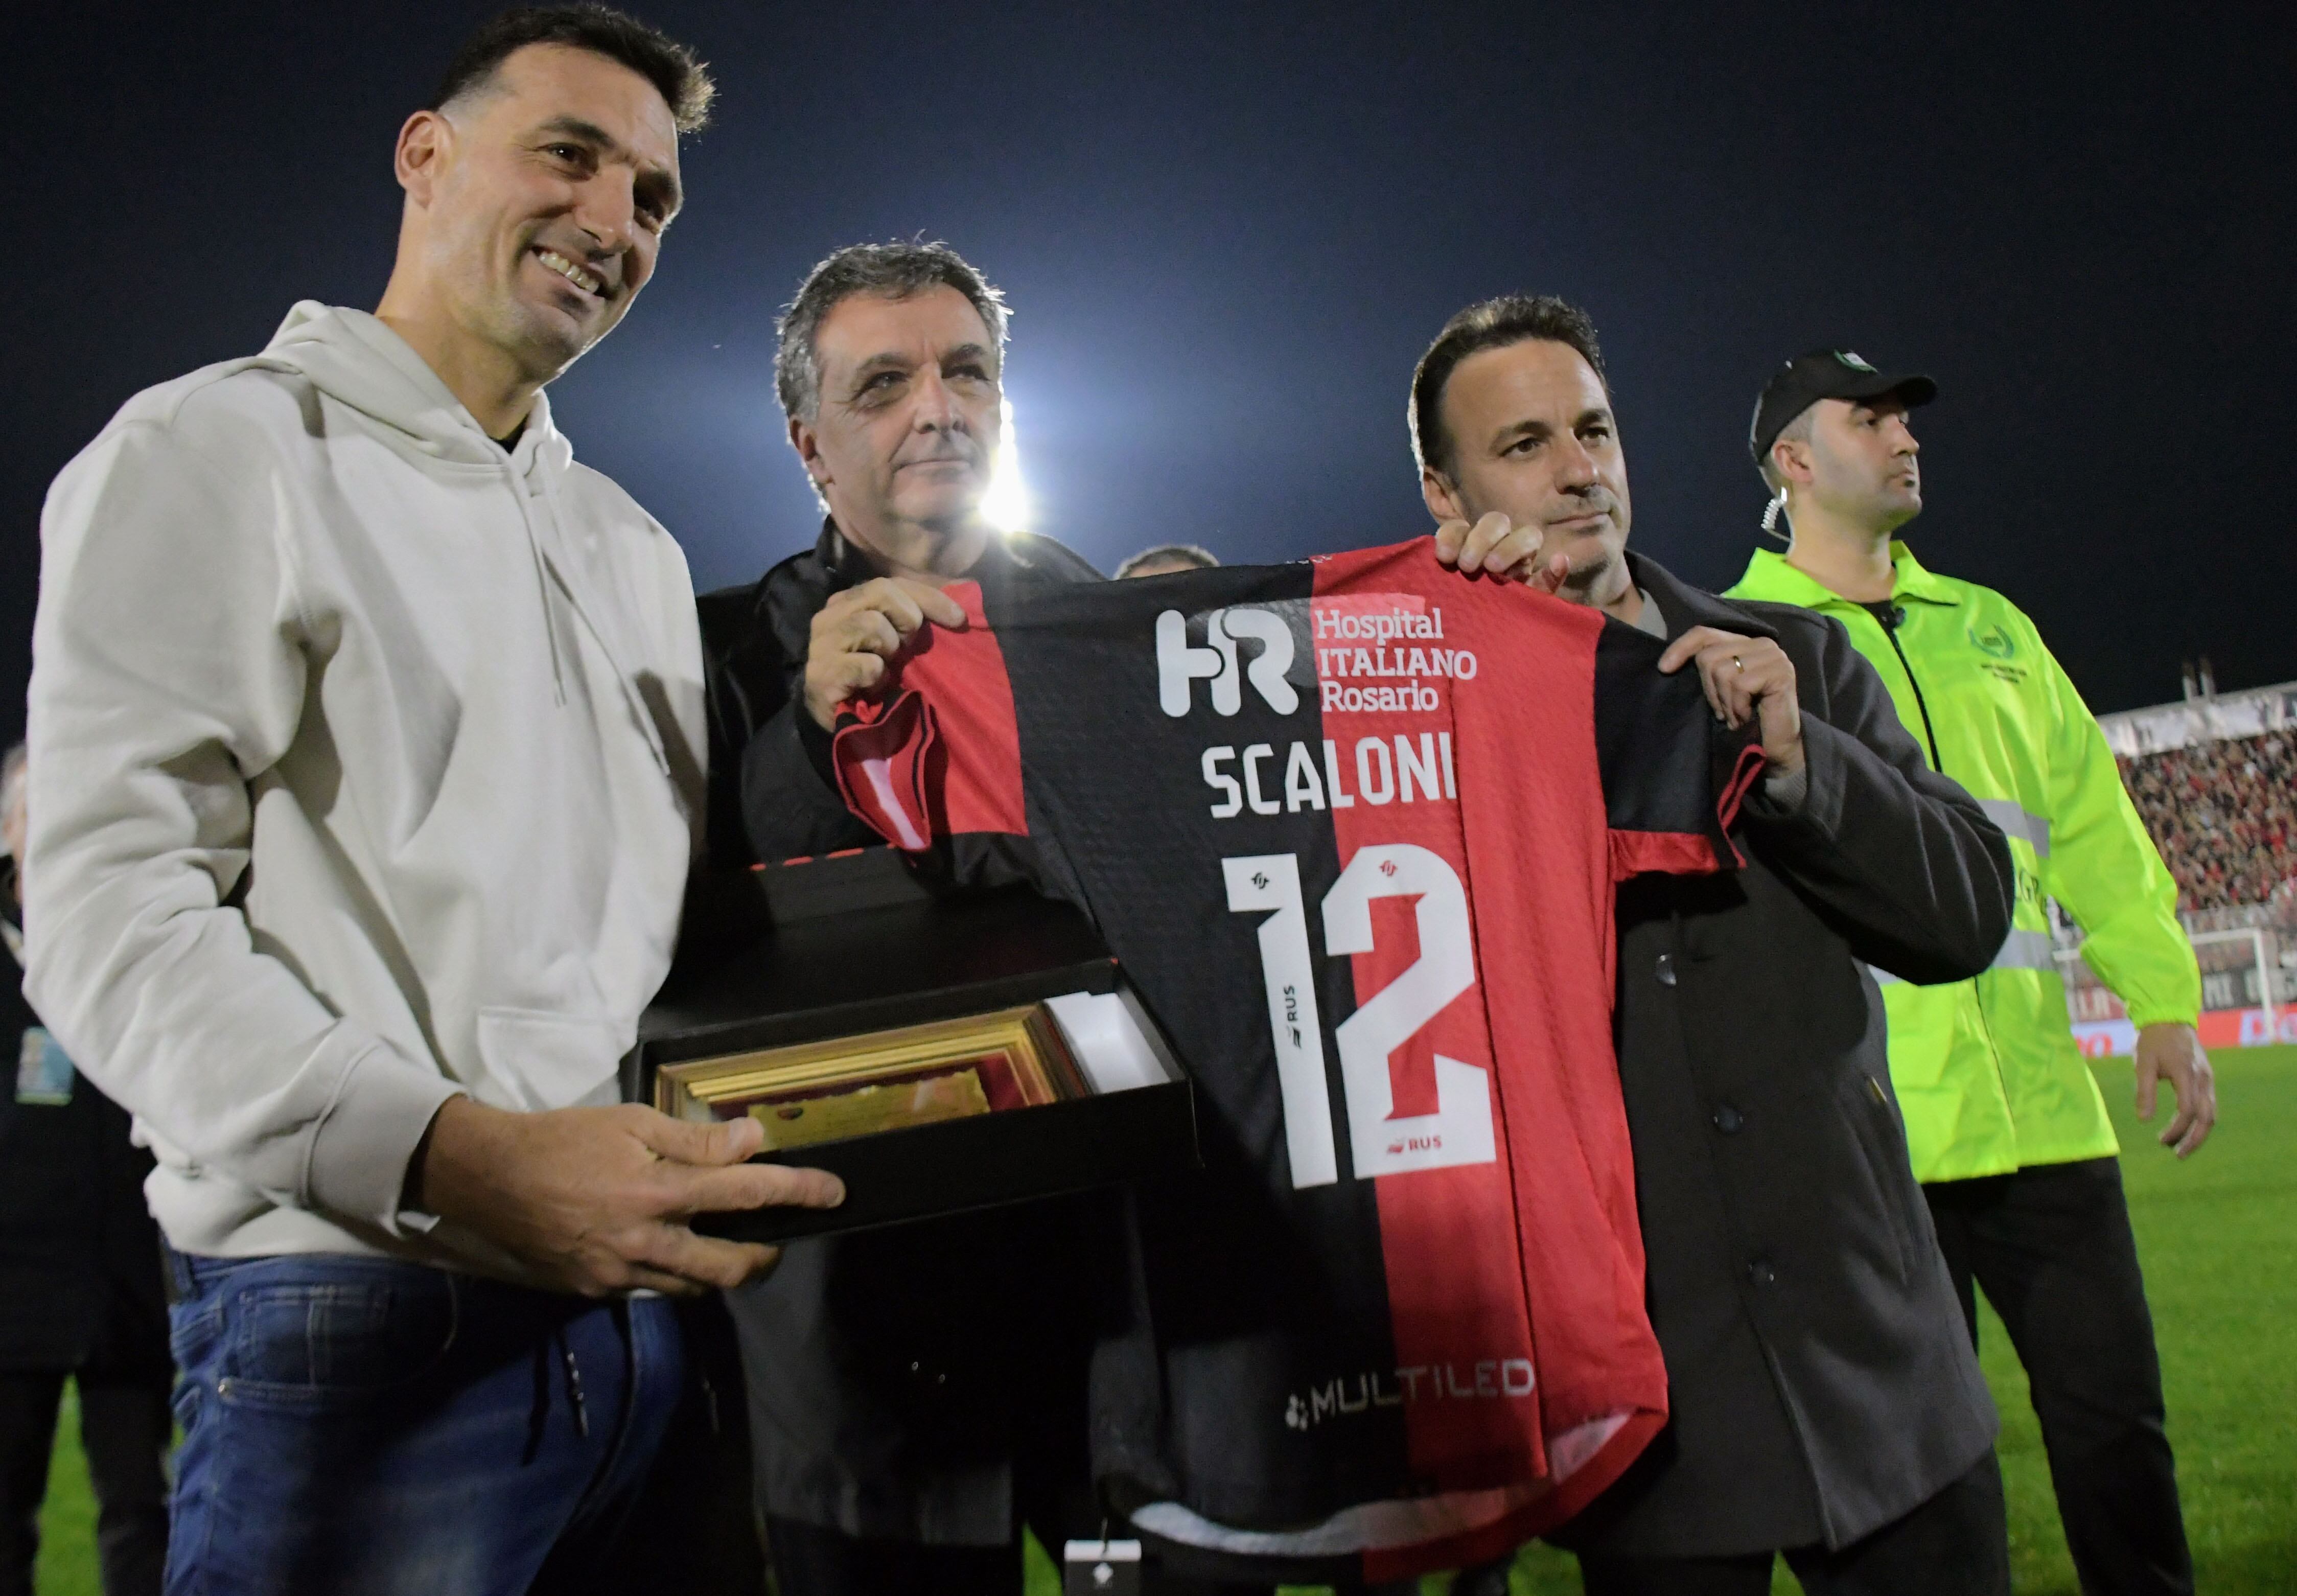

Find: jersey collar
819;516;1041;592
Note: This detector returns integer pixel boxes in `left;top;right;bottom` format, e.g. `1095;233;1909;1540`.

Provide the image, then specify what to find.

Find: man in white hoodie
24;9;842;1593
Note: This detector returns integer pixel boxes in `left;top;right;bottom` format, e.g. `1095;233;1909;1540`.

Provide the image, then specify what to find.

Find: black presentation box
628;848;1200;1242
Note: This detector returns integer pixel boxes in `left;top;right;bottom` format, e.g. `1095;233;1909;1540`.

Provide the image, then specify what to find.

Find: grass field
34;1051;2297;1593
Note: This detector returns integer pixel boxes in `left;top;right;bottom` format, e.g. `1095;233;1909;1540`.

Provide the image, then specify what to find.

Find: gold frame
654;1003;1090;1149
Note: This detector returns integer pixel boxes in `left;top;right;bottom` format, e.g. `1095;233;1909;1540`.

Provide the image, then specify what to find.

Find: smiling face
792;285;1003;579
1422;337;1633;607
394;42;681;388
1790;395;1922;534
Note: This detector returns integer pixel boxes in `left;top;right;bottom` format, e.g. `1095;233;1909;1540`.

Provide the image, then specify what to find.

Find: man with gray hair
699;241;1144;1596
697;239;1103;865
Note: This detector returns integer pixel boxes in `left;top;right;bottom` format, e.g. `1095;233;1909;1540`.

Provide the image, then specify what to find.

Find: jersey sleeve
1592;619;1767;880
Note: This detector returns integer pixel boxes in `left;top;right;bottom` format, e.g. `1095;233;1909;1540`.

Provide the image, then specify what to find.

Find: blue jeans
164;1253;684;1596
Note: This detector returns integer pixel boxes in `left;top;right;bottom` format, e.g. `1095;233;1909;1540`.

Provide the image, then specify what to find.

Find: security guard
1727;351;2214;1596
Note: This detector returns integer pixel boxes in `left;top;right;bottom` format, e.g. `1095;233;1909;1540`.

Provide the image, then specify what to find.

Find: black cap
1749;349;1937;466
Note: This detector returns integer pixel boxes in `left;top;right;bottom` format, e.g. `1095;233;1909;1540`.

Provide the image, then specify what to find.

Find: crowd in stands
2120;729;2297;912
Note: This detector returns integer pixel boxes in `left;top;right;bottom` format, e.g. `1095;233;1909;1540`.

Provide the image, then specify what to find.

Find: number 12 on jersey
1223;847;1496;1189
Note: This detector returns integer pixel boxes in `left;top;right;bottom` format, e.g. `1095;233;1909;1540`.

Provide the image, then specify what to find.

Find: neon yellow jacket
1726;544;2199;1182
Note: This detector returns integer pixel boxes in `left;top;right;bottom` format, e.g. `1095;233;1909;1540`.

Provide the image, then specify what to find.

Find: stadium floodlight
982;396;1031;536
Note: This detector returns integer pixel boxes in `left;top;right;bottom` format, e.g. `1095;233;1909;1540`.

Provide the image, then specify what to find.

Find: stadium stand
2121;730;2297;913
2100;678;2297;915
2051;681;2297;1052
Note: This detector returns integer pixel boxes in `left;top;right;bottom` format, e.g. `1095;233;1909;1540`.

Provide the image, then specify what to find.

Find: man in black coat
1411;297;2015;1595
699;242;1164;1596
0;745;170;1596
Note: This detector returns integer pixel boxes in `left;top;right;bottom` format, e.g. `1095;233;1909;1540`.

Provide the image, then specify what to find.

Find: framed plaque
632;847;1200;1241
656;1003;1087;1149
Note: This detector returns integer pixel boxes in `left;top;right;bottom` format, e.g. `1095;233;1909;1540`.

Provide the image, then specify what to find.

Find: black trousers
0;1364;171;1596
766;1518;1017;1596
1573;1452;2009;1595
762;1401;1150;1596
1923;1156;2192;1596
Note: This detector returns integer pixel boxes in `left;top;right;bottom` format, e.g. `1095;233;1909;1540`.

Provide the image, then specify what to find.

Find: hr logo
1157;608;1299;718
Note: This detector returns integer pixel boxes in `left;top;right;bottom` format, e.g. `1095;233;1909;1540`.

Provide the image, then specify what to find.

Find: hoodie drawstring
507;452;570;708
536;455;675;778
509;441;677;779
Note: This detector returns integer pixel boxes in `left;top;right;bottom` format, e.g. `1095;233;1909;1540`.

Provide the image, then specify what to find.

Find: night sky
6;3;2291;753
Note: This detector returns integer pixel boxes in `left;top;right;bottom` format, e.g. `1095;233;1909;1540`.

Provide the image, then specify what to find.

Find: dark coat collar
1627;550;1780;643
814;518;876;586
814;517;1044;588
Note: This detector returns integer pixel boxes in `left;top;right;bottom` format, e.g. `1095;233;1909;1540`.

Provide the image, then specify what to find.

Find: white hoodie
25;303;706;1267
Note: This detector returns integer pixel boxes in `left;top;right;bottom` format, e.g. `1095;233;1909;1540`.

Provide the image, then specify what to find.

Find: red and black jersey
830;538;1762;1579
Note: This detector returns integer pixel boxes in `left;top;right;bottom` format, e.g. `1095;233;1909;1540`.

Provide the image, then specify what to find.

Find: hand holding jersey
802;576;969;730
1657;629;1804;777
1432;511;1571;593
1433;511;1809;779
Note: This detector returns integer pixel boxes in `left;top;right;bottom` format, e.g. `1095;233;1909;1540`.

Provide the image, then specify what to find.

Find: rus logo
1157;608;1299;718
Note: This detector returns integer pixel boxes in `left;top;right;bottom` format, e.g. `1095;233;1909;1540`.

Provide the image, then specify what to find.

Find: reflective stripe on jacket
1725;543;2199;1182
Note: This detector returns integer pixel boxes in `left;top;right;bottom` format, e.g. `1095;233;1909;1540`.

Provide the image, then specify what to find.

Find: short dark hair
775;241;1009;423
1115;543;1220;578
1757;404;1818;493
1409;295;1607;478
432;5;713;135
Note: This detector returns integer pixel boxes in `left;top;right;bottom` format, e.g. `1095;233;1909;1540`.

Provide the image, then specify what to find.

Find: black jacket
699;521;1112;1543
1557;555;2009;1557
1;881;169;1377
